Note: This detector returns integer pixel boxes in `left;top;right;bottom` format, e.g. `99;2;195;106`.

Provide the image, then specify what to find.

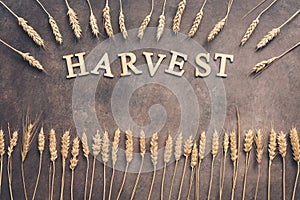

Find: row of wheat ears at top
1;122;300;200
0;0;299;74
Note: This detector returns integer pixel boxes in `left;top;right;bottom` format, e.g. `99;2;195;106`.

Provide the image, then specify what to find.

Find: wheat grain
102;131;110;164
103;5;114;37
164;134;173;163
18;17;45;47
220;132;229;200
196;132;206;200
89;131;101;200
257;28;280;50
119;4;128;40
125;130;133;163
187;143;198;200
254;129;263;200
251;57;277;73
268;129;276;200
208;131;219;200
7;131;18;200
67;7;82;39
208;17;226;42
49;129;57;162
49;16;63;44
173;0;186;33
8;131;18;157
157;14;166;42
138;14;151;40
70;137;80;170
290;128;300;200
241;17;259;46
140;130;146;157
278;131;287;200
111;128;121;166
188;10;203;38
21;52;45;71
60;131;70;200
90;13;100;38
82;133;89;200
148;132;158;200
230;131;238;162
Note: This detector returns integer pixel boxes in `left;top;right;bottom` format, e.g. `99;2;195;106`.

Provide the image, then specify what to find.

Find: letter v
143;52;167;77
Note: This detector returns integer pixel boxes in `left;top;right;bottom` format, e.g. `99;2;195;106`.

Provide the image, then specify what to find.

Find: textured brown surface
0;0;300;200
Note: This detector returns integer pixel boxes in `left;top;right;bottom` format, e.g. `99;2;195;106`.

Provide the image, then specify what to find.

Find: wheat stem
279;10;300;29
60;159;66;200
84;158;89;200
130;157;144;200
282;157;286;200
268;160;272;200
161;163;167;200
168;161;178;200
35;0;51;16
242;0;267;19
220;152;227;200
21;162;28;200
103;164;106;200
0;1;19;18
116;163;129;200
177;157;188;200
8;158;13;200
187;168;195;200
292;162;300;200
242;152;251;200
208;156;216;200
148;166;157;200
254;164;261;200
71;170;75;200
88;157;96;200
32;154;43;200
0;156;2;196
108;166;115;200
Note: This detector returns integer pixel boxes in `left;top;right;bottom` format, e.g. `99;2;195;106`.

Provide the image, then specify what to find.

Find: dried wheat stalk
257;10;299;50
49;129;57;200
102;131;110;200
119;0;128;39
0;129;4;196
35;0;63;44
7;130;18;200
290;128;300;200
242;0;267;19
103;0;114;38
64;0;81;39
242;129;254;200
240;0;278;46
86;0;100;38
82;133;90;200
178;136;193;200
89;131;101;200
168;133;182;200
251;41;300;75
157;0;167;41
196;132;206;200
173;0;186;33
229;131;238;200
138;0;154;40
69;137;80;200
60;131;70;200
161;134;173;200
0;38;45;72
21;115;39;200
208;0;234;42
278;131;287;200
109;129;121;200
268;129;277;200
207;131;219;200
187;143;198;200
148;132;158;200
254;129;263;200
130;130;146;200
219;132;229;200
32;127;45;200
117;130;133;200
188;0;208;37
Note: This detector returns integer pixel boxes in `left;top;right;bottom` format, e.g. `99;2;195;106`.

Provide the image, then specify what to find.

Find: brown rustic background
0;0;300;199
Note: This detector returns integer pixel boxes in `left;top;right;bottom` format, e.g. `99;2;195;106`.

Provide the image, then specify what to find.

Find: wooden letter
118;52;142;77
143;52;167;77
63;52;89;79
90;53;114;78
165;50;187;77
195;53;211;78
214;53;234;78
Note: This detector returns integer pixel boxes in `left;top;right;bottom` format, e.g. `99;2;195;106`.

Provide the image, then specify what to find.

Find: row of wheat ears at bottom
0;126;300;200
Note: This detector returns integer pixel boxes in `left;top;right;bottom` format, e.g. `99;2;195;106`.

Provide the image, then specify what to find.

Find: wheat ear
177;136;193;200
161;134;173;200
229;131;238;200
32;127;45;200
119;0;128;39
268;129;277;200
60;131;70;200
89;131;101;200
21;115;39;200
148;133;159;200
172;0;186;33
64;0;82;39
187;143;198;200
157;0;167;41
130;130;146;200
49;129;57;200
219;132;229;200
69;137;80;200
82;133;90;200
290;128;300;200
207;131;219;200
117;130;133;200
7;130;18;200
103;0;114;38
188;0;208;37
86;0;100;38
168;133;182;200
257;10;299;50
0;129;4;196
0;38;45;72
35;0;63;44
208;0;234;42
254;129;263;200
240;0;278;46
0;1;45;47
109;129;121;200
196;132;206;200
278;131;287;200
138;0;154;40
102;131;110;200
242;129;254;200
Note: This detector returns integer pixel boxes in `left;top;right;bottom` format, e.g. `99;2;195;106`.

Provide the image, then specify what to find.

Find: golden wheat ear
103;0;114;38
172;0;186;33
138;0;154;40
81;133;90;200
